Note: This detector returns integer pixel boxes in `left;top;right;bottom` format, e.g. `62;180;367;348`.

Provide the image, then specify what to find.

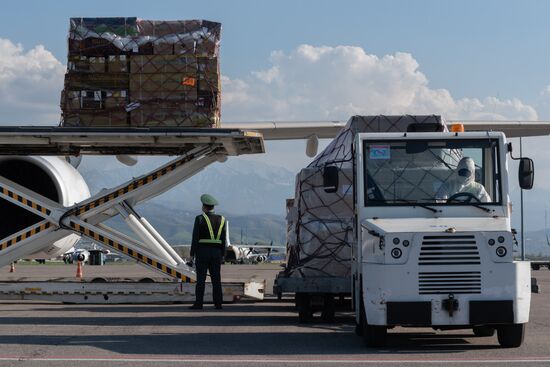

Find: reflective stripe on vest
198;213;226;245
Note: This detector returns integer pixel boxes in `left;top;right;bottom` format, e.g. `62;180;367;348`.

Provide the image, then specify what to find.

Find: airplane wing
222;121;346;140
239;245;286;249
224;120;550;140
453;120;550;138
173;244;286;249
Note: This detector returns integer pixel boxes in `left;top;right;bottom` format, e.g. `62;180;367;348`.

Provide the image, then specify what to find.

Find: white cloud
222;45;538;122
0;38;66;125
536;85;550;120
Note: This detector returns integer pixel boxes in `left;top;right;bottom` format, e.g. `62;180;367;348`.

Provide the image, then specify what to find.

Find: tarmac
0;262;549;366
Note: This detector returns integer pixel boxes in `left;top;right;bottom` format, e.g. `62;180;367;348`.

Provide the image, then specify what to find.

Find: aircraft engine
0;156;91;261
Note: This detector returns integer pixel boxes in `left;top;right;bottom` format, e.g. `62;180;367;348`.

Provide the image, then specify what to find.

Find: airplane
62;248;90;264
224;242;285;264
173;241;285;264
1;118;550;268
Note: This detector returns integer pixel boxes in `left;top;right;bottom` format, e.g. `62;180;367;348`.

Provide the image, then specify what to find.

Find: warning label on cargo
369;145;391;160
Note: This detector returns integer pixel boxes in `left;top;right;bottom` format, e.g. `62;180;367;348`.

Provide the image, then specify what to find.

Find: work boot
189;304;203;310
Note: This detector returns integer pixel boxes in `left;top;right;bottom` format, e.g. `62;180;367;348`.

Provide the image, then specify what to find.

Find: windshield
363;138;502;206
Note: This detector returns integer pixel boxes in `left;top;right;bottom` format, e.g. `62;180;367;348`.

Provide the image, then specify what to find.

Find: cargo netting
60;17;221;128
284;115;453;278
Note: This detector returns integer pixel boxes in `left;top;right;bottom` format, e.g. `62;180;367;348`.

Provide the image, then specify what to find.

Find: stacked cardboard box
60;17;221;128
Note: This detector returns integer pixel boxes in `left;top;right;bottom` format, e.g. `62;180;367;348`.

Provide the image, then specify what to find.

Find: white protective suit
438;157;491;202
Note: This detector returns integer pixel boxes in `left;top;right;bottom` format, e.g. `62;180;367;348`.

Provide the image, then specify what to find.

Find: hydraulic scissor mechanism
0;134;263;281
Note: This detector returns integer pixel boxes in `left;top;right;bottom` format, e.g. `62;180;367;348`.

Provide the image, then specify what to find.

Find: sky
1;0;550;229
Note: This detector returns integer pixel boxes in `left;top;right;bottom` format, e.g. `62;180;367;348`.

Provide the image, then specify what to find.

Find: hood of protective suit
456;157;475;185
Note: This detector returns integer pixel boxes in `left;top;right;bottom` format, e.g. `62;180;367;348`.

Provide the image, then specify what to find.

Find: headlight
488;239;495;246
391;248;402;259
496;246;507;257
392;237;400;245
402;240;410;247
379;237;385;250
498;236;505;243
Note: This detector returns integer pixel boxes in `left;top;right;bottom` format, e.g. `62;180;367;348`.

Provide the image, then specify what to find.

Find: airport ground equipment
275;115;537;347
0;277;265;303
0;127;264;302
530;260;550;271
354;120;532;347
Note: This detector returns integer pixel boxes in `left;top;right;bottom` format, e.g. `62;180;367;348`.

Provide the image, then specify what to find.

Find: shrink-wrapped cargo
283;115;448;279
60;17;221;128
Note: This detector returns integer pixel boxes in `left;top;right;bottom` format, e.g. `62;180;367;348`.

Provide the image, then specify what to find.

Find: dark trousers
194;245;223;306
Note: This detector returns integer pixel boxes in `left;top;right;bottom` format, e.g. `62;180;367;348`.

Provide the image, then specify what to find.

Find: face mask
457;168;472;184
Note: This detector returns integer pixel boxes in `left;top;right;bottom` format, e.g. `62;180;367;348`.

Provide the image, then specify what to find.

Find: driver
438;157;491;202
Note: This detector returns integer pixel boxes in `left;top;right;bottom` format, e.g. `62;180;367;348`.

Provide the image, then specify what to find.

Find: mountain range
78;156;294;245
77;155;550;256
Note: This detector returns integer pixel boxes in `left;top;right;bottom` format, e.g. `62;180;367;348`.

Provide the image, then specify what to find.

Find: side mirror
323;166;339;193
518;158;534;190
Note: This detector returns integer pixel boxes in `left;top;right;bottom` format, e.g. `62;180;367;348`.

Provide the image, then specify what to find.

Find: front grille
419;271;481;294
419;235;480;266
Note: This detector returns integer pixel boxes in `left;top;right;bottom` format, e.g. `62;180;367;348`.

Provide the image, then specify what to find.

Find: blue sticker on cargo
369;145;391;160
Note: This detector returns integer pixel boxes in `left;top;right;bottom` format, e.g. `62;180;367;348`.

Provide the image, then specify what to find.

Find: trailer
0;276;264;304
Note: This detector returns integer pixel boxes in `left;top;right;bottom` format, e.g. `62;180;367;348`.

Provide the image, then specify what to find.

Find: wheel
296;293;313;323
497;324;525;348
138;278;155;283
321;295;336;323
364;324;387;347
355;304;366;336
532;264;540;270
473;326;495;337
90;277;107;283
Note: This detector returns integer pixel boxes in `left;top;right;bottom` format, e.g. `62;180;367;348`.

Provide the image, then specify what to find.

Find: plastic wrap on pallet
284;115;450;279
60;17;221;128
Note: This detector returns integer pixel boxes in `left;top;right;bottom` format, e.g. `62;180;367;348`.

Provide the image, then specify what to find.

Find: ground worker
437;157;491;202
189;194;227;310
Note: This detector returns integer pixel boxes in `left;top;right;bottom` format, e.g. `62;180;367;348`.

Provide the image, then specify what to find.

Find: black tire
532;264;540;271
90;277;107;283
473;326;495;337
497;324;525;348
296;293;313;323
321;295;336;323
364;324;387;347
138;278;155;283
355;301;366;336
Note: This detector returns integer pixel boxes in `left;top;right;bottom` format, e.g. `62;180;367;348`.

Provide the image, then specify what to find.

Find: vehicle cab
353;131;534;347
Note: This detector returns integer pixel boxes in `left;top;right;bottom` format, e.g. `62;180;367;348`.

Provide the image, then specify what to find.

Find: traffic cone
9;262;15;273
76;260;83;279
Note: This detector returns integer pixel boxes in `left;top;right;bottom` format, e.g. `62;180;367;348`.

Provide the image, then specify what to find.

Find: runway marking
0;356;550;364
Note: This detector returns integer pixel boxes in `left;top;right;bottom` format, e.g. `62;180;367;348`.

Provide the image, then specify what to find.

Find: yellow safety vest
198;213;226;245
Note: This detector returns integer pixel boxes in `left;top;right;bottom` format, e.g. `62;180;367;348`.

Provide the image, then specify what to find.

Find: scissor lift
0;127;265;303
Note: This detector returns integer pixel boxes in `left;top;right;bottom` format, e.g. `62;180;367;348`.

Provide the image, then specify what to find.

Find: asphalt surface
0;262;548;366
